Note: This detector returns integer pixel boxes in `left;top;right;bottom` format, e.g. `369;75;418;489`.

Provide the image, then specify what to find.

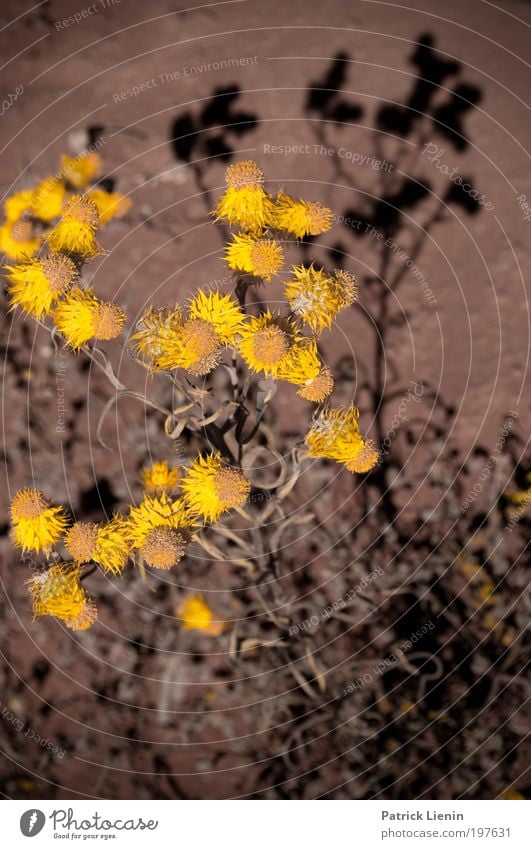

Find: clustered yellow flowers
306;406;379;474
10;455;251;628
0;150;130;261
2;152;128;350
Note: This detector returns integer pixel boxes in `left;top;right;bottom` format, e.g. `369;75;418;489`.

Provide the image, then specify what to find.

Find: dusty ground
0;0;529;799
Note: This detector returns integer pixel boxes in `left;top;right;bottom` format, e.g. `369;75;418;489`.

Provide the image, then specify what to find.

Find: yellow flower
275;338;321;384
31;178;66;222
285;265;358;333
0;220;40;260
213;160;274;233
306;406;379;473
10;488;69;553
53;287;125;349
188;289;245;343
298;366;334;403
126;493;195;570
177;594;225;635
87;188;131;224
47;195;101;257
130;307;182;369
65;518;130;575
270;189;333;239
60;151;102;189
4;189;33;223
238;311;300;377
225;233;284;281
64;598;98;631
181;452;250;522
141;460;180;495
5;254;78;318
158;317;222;376
28;564;92;625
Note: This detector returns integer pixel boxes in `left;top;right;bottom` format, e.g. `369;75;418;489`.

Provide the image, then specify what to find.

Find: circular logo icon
20;810;46;837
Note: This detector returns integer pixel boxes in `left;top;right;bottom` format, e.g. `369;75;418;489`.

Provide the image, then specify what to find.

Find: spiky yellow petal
10;489;69;553
298;366;334;403
238;312;301;377
188;289;245;343
65;598;98;630
225;234;284;281
275;339;321;384
141;461;180;495
181;452;250;522
178;594;225;635
53;287;125;349
285;265;357;333
306;406;379;473
65;518;130;575
5;254;78;318
130;307;183;369
270;189;333;239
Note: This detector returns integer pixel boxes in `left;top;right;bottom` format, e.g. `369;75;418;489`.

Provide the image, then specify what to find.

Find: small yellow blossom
238;312;301;377
130;307;182;369
225;233;284;281
0;220;40;260
298;366;334;403
181;452;250;522
87;188;131;224
53;287;125;349
285;265;358;333
188;289;245;343
126;494;195;570
269;189;333;239
31;178;66;222
177;594;226;635
64;598;98;631
158;317;222;376
47;195;101;257
4;189;33;223
5;254;78;318
28;564;93;626
213;160;274;233
306;406;379;473
65;518;130;575
141;460;180;495
10;488;69;553
60;152;102;189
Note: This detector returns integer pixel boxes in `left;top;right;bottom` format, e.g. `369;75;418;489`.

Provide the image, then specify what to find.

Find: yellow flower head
126;493;194;570
225;233;284;281
28;564;87;622
159;318;222;376
5;254;78;318
285;265;358;333
270;189;333;239
87;188;131;224
53;287;125;349
47;195;101;258
31;178;66;222
238;311;300;376
306;406;379;473
177;594;225;635
60;152;102;189
298;366;334;403
214;160;274;233
10;488;69;553
4;189;33;223
0;220;40;260
141;460;180;495
65;518;130;575
130;307;182;369
188;289;245;343
64;598;98;631
181;452;250;522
